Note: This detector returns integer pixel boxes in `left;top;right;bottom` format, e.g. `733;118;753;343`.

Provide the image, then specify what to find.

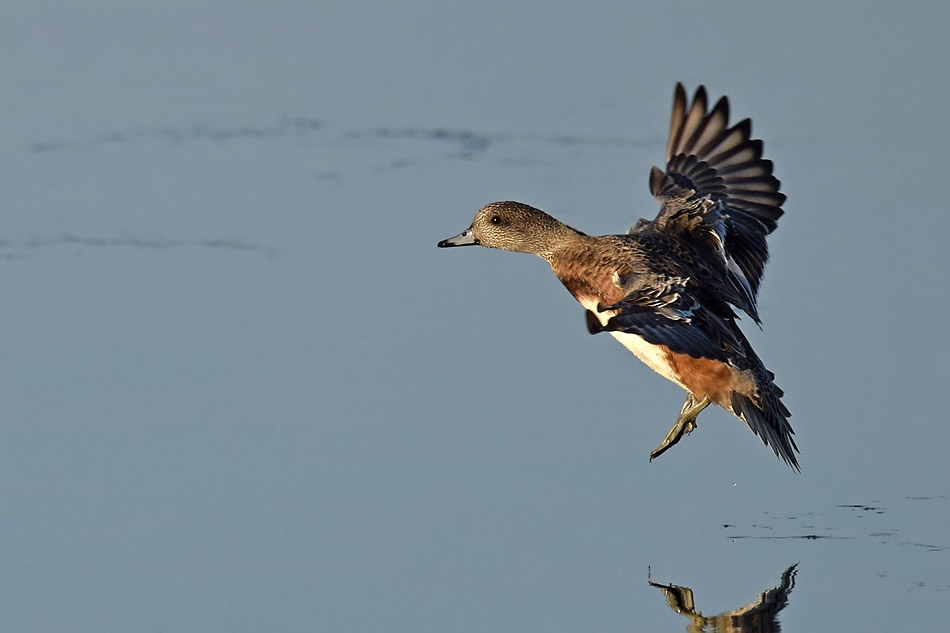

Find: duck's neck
537;224;590;262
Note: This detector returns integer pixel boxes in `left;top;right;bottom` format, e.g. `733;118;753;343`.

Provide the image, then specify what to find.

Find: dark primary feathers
639;83;786;324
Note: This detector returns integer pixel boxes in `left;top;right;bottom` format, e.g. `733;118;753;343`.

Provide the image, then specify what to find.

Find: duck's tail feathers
731;385;799;471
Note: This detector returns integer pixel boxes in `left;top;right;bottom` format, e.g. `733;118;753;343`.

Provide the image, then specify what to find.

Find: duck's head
438;201;579;258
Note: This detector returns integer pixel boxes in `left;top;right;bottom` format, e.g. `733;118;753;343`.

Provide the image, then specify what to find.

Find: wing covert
586;277;741;362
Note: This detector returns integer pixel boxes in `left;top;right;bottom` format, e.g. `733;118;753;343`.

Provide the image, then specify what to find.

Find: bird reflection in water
649;564;797;632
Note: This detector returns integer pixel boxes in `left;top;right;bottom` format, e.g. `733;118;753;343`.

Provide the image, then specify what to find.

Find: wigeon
439;84;798;469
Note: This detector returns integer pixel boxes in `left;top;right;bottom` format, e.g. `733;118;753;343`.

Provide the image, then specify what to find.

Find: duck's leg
678;393;697;418
649;394;711;461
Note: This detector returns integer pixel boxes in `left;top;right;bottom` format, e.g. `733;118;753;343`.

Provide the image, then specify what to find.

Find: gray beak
437;227;479;247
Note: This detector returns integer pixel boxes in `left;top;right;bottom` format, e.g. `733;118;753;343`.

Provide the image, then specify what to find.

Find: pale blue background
2;1;948;630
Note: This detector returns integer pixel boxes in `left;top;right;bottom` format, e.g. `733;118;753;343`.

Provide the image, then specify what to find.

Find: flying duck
438;84;798;469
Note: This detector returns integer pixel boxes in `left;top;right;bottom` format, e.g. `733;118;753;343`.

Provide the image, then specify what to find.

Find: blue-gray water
2;1;948;631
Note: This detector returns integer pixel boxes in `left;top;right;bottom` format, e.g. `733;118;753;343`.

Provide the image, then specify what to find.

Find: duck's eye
491;216;502;225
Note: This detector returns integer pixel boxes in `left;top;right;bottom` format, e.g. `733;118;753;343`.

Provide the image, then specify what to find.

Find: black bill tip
438;228;478;248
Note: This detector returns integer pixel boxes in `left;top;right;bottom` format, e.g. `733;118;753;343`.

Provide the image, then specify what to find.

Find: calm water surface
2;1;948;631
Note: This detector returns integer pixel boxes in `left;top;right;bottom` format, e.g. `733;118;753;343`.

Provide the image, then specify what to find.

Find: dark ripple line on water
30;117;325;152
723;500;950;551
0;235;284;258
837;503;886;513
27;118;662;160
727;534;856;540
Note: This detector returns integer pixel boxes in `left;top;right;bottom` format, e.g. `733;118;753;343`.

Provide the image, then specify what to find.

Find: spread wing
585;276;743;363
635;83;786;323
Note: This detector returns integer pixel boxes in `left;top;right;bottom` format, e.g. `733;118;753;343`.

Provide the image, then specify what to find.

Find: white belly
608;331;686;388
579;297;687;390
